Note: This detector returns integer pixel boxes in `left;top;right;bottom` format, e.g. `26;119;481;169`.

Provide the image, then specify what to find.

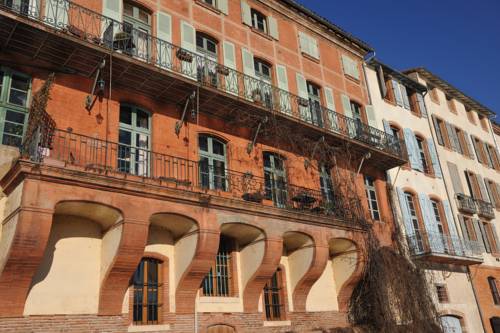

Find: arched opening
440;315;464;333
207;324;236;333
24;201;123;315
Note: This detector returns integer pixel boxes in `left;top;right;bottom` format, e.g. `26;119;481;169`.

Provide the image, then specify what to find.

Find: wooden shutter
241;0;251;25
242;47;255;99
296;73;309;122
477;174;490;202
471;136;484;164
103;0;121;21
403;128;422;172
217;0;228;15
276;65;291;114
447;162;464;194
484;179;495;205
324;87;338;132
483;143;494;168
443;200;461;254
458;215;470;240
400;84;411;110
474;219;487;253
392;79;403;106
311;37;319;59
181;21;197;78
427;138;441;178
417;93;427;117
365;105;377;128
490;224;500;254
156;12;172;69
268;16;279;40
324;87;335;111
223;41;237;94
341;94;352;118
376;65;387;98
479;221;492;253
445;122;457;151
432;116;444;146
299;32;309;55
397;187;415;235
342;55;358;79
382;119;392;134
464;132;476;159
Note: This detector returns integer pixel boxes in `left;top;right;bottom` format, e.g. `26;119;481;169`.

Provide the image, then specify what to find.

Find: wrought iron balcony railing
476;199;495;219
23;128;364;224
456;193;478;214
407;231;483;260
0;0;406;161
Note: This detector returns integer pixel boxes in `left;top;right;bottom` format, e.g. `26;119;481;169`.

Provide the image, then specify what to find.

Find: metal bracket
247;116;268;154
85;60;106;111
304;136;325;169
175;91;197;136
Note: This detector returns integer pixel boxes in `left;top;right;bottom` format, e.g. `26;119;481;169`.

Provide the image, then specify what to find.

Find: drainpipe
419;73;488;333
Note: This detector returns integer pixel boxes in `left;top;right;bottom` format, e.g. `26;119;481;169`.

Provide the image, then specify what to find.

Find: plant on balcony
216;64;230;76
252;89;262;103
176;48;193;62
297;97;309;107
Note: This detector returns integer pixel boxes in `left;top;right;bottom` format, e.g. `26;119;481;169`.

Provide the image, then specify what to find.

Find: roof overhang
367;59;427;93
404;67;494;117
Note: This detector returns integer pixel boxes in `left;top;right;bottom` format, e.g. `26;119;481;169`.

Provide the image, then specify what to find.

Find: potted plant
298;98;309;107
216;64;230;76
176;48;193;62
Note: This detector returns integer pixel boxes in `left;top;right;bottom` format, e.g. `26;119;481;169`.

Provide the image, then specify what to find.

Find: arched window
196;32;218;85
202;235;235;297
263;267;285;321
132;258;163;325
199;134;227;191
118;104;150;176
404;191;424;252
263;152;287;208
489;276;500;305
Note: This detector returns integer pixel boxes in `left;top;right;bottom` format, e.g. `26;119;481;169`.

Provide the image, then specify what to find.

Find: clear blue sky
296;0;500;117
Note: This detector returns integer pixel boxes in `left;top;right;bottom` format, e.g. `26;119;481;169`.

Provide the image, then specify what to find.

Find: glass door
118;105;150;176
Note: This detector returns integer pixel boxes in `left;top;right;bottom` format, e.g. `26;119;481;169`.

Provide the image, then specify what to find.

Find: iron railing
407;231;483;259
476;199;495;219
0;0;406;160
456;193;478;214
25;128;363;223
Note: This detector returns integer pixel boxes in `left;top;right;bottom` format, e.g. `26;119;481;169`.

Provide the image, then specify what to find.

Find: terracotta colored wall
470;265;500;333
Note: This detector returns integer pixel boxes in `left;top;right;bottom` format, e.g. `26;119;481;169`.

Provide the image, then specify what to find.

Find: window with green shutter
0;67;31;148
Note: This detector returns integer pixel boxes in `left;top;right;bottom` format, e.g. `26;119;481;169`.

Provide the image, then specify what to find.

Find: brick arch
438;309;467;332
205;323;237;333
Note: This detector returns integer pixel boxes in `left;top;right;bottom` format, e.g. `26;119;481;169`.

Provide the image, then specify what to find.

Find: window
263;268;285;321
405;192;424;251
364;176;380;220
461;215;477;241
486;179;500;209
341;55;360;80
199;135;227;191
122;2;151;57
307;81;323;127
299;32;319;59
485;144;499;170
484;222;499;254
196;32;218;86
390;126;401;140
202;236;234;297
465;170;482;200
446;95;456;113
466;108;476;125
472;136;488;165
431;199;449;252
254;58;273;108
132;258;163;325
263;152;287;208
454;127;469;156
435;284;449;303
118;105;150;176
429;85;439;104
0;68;31;147
432;116;449;148
319;165;334;204
416;136;432;174
489;277;500;305
479;114;489;132
251;8;267;33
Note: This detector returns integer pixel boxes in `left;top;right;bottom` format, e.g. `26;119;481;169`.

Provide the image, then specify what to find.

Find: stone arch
149;212;219;314
206;323;236;333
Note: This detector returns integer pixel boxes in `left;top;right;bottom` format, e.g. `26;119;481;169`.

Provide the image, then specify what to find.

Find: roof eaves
367;59;427;93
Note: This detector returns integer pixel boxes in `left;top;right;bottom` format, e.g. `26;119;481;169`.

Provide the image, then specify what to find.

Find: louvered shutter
382;119;392;134
419;193;444;252
400;84;411;110
241;0;251;25
417;93;427;117
268;16;279;40
432;115;444;146
473;219;486;253
223;41;237;95
445;122;457;151
447;162;464;194
484;179;494;205
427;138;441;178
181;21;197;79
242;47;256;100
490;224;500;253
299;32;309;55
276;65;291;114
156;12;172;69
324;87;338;132
477;174;490;202
458;215;469;240
102;0;121;43
464;132;475;159
403;128;422;171
217;0;228;15
478;220;491;253
471;136;484;163
341;94;352;117
392;79;403;106
483;143;494;168
365;105;376;128
443;200;462;254
311;37;319;59
377;65;387;98
397;188;415;235
296;73;310;122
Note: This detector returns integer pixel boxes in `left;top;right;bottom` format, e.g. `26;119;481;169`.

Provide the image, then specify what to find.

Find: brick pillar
176;227;220;314
0;207;54;317
292;243;329;312
243;237;283;312
98;218;149;315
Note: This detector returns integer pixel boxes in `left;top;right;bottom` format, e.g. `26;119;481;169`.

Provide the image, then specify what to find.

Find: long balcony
0;0;406;170
21;128;365;226
456;193;478;214
407;231;483;265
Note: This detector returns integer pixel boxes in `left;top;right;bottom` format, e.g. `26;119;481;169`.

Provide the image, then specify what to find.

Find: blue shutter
443;200;462;255
382;119;392;134
400;84;411;110
403;128;423;172
392;79;403;107
418;193;444;253
397;187;415;235
473;218;486;253
417;93;427;118
427;138;442;178
464;132;475;160
445;122;457;152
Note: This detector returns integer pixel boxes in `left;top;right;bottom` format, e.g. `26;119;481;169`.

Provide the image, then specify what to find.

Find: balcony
477;199;495;219
20;128;365;226
407;231;483;265
0;0;407;170
456;193;478;214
